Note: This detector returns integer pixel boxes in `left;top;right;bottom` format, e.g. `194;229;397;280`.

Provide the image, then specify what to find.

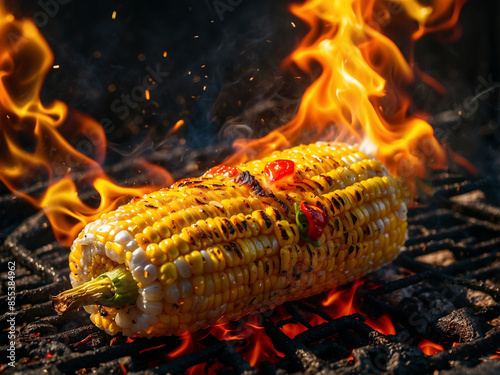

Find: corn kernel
159;262;177;285
153;220;172;239
192;275;205;296
185;250;204;275
143;227;161;244
160;239;179;261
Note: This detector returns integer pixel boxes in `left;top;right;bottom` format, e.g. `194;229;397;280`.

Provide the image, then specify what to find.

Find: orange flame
225;0;465;193
323;279;395;335
0;5;172;245
167;332;193;359
418;338;444;356
163;318;279;372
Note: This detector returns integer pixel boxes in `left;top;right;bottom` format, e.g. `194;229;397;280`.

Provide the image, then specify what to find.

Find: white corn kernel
82;245;92;263
207;306;220;320
94;241;105;256
137;295;163;315
180;279;193;298
165;283;181;303
129;248;147;270
131;323;142;336
174;258;192;278
95;224;112;234
115;230;133;244
138;313;159;328
132;263;157;285
125;239;138;252
115;312;133;328
78;233;95;246
200;250;212;272
106;246;123;263
396;203;407;221
84;305;98;314
375;218;385;234
143;264;158;283
141;282;163;302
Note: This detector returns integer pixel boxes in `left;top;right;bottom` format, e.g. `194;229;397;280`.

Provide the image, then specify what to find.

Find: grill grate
1;170;500;374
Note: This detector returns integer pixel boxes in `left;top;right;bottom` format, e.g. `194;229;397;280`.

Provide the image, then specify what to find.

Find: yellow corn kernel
185;250;204;275
153;220;172;239
192;275;205;296
159;238;179;261
146;243;167;265
69;262;79;274
143;226;161;244
159;262;177;285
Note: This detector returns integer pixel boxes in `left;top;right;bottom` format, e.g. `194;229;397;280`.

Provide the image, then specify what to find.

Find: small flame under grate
1;161;499;374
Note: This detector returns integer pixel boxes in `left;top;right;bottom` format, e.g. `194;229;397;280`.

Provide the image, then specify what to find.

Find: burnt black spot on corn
55;142;409;337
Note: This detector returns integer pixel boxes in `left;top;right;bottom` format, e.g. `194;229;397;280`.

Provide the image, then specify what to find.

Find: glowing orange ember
166;119;185;138
418;338;444;356
0;5;172;245
225;0;465;193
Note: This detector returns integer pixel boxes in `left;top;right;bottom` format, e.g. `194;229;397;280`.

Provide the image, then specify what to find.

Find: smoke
3;0;309;165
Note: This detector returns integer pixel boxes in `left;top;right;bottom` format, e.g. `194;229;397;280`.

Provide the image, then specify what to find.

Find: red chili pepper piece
264;160;295;182
204;165;241;178
300;201;327;241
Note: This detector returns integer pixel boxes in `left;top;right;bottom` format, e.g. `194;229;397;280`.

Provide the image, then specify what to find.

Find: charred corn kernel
207;249;222;271
279;248;291;273
252;210;274;234
58;142;409;337
274;221;297;247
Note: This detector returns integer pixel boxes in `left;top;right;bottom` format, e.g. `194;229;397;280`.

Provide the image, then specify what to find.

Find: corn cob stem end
51;264;138;315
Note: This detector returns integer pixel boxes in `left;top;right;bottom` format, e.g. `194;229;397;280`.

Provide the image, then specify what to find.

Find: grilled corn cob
52;142;409;337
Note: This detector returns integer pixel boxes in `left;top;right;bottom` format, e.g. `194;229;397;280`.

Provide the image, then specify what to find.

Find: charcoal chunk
434;307;484;342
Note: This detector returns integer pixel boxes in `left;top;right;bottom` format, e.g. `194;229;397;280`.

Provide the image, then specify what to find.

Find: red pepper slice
296;201;327;245
264;160;295;182
204;165;241;178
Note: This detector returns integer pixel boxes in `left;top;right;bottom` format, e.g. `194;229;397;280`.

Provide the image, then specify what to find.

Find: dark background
4;0;500;177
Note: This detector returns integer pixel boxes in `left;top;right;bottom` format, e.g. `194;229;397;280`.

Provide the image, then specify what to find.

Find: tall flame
225;0;466;192
0;4;172;245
